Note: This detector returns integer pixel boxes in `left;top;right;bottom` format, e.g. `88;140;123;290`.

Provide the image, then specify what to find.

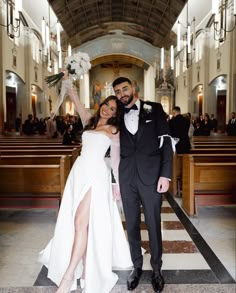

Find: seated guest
62;124;76;145
23;114;36;135
37;118;46;135
226;112;236;136
193;121;203;136
200;113;211;136
210;114;218;132
46;116;58;138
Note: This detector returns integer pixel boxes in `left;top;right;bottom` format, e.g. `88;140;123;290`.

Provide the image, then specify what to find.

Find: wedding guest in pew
200;113;211;136
226;111;236;136
193;121;203;136
22;114;36;135
210;114;218;133
62;124;77;145
37;118;46;135
46;115;58;138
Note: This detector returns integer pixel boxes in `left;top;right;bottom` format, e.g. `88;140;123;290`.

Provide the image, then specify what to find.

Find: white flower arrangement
45;52;91;87
143;103;152;114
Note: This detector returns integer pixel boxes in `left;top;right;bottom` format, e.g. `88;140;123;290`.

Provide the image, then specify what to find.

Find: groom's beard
122;93;134;106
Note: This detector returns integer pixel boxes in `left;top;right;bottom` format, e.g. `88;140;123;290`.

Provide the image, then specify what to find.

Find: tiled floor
0;193;235;292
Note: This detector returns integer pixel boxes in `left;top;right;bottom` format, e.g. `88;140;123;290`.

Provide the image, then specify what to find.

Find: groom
112;77;173;292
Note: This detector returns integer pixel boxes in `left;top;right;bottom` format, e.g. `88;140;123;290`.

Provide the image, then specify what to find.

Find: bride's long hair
84;95;124;133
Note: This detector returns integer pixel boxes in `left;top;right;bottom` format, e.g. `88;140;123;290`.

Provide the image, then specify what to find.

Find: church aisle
0;193;235;292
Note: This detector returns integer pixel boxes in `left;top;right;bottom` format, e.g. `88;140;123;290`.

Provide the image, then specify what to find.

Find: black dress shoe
151;270;165;292
127;267;143;290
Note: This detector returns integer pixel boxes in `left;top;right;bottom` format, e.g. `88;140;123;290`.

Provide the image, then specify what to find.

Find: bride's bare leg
82;247;87;278
56;188;91;293
79;247;87;289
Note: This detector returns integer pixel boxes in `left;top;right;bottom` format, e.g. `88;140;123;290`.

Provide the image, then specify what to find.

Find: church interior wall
175;20;236;121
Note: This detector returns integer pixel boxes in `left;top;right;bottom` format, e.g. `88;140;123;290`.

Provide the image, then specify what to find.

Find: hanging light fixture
212;0;236;43
158;45;175;86
41;4;64;71
41;2;52;69
176;1;196;69
0;0;22;39
67;44;72;57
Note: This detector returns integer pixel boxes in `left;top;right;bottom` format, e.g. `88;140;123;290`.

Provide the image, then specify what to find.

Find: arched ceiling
48;0;187;49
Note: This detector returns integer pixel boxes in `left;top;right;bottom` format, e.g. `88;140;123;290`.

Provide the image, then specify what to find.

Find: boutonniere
143;104;152;114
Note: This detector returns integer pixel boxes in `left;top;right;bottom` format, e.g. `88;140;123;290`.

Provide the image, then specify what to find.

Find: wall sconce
0;0;22;39
176;1;196;69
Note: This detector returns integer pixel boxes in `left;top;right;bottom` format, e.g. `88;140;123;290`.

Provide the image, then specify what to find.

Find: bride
38;78;132;293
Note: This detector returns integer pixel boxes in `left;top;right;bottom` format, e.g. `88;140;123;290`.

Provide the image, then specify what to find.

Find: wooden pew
192;135;235;140
0;142;64;145
181;154;236;216
190;148;236;154
0;154;73;166
0;145;80;149
0;147;80;165
192;144;236;148
0;155;71;208
169;148;236;196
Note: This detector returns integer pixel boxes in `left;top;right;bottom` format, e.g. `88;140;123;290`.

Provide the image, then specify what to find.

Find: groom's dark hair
112;77;132;88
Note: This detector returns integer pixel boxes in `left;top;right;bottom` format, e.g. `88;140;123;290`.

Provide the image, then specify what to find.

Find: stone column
144;65;155;101
80;72;90;109
23;27;32;118
228;24;236;114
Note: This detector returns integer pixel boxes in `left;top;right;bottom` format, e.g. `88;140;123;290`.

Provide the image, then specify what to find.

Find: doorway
6;89;16;131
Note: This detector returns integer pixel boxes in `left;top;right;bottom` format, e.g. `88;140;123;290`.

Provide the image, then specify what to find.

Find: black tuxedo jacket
119;100;173;186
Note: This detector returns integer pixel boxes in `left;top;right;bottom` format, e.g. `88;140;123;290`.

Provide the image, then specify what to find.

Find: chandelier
158;46;174;86
0;0;22;39
176;1;196;69
212;0;236;43
41;3;72;71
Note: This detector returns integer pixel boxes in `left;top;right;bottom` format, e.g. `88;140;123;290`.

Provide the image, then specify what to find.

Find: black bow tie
124;104;138;113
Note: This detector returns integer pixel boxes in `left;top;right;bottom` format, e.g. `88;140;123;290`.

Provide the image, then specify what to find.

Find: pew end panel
182;155;236;216
182;155;195;216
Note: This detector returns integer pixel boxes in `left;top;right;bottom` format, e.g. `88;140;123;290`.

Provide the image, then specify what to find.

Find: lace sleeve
110;132;120;184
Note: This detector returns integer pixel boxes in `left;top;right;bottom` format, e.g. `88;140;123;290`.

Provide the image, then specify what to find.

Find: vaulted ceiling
48;0;187;50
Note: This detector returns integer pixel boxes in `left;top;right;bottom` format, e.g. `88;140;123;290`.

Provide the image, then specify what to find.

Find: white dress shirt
124;99;140;135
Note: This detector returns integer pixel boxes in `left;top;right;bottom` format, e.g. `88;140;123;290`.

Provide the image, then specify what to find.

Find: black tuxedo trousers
120;169;163;271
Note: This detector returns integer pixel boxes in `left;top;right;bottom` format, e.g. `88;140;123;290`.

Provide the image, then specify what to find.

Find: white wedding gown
38;131;132;292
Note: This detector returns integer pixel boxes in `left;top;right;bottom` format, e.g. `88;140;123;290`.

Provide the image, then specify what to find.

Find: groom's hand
157;177;170;193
